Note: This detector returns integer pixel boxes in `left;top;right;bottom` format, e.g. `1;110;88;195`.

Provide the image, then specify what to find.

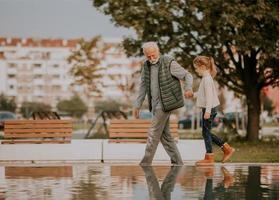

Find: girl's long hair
193;56;217;78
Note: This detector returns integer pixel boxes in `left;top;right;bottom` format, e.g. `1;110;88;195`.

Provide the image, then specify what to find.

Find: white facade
0;45;76;108
98;38;140;101
0;37;141;115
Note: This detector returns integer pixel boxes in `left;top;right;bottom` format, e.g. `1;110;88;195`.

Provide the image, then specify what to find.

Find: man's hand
184;90;193;98
133;108;140;119
204;112;211;119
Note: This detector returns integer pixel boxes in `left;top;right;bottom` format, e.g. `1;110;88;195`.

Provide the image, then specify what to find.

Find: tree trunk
246;88;261;141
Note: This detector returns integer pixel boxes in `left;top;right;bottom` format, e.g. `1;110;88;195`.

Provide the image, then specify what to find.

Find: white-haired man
134;42;193;165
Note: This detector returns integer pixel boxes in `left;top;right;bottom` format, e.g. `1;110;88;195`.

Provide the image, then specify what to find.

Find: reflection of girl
193;56;235;165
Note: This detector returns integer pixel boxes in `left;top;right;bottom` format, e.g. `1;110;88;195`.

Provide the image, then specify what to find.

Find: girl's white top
194;71;220;113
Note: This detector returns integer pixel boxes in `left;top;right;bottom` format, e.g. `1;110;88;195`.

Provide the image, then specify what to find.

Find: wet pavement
0;163;278;199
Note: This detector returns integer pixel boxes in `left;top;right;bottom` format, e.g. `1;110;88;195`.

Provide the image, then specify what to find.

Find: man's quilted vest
143;55;184;112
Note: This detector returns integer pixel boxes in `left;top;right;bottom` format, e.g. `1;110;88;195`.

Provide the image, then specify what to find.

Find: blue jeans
202;107;224;153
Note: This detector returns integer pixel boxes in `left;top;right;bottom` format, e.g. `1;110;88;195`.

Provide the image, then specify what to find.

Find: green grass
178;129;279;163
178;129;203;139
213;141;279;163
73;123;91;131
262;122;279;127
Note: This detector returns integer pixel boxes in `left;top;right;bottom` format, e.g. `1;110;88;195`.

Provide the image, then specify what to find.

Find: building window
52;74;60;79
36;85;43;90
9;85;14;89
33;63;42;68
8;74;16;78
7;63;17;68
52;85;61;90
34;74;43;79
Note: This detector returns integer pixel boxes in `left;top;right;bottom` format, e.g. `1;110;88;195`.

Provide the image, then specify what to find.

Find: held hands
133;108;140;119
204;112;210;119
184;90;194;99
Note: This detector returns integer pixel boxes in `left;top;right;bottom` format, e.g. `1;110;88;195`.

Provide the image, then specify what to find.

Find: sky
0;0;134;39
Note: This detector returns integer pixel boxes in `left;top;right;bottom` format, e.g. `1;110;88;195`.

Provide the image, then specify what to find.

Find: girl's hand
204;112;210;119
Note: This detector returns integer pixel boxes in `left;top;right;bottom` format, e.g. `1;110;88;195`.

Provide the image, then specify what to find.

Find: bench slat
4;133;71;138
5;124;73;129
110;120;177;124
109;128;178;133
108;119;179;143
5;129;72;133
110;133;178;138
5;120;72;124
110;124;177;128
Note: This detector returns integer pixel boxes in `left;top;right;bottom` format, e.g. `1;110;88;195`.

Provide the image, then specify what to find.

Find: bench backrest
3;120;72;144
109;119;179;143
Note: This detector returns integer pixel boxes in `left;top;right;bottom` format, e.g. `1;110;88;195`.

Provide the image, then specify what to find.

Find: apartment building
0;38;80;109
0;37;141;117
100;38;141;101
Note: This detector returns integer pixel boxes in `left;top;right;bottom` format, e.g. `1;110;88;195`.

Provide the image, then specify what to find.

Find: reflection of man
133;42;193;165
141;166;181;200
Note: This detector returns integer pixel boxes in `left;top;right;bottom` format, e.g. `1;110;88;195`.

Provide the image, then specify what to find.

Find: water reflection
5;166;72;178
0;164;277;199
141;166;181;200
196;166;234;200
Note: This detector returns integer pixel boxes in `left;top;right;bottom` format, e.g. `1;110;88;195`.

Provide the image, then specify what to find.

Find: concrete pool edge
0;139;278;166
0;139;205;162
0;161;278;167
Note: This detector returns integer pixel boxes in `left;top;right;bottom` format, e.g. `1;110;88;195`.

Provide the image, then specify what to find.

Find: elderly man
134;42;193;165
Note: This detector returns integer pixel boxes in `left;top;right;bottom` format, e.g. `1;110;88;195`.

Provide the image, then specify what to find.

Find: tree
68;36;109;96
68;36;140;101
57;95;88;118
92;0;279;141
108;70;139;101
20;102;51;118
0;94;16;112
94;99;130;113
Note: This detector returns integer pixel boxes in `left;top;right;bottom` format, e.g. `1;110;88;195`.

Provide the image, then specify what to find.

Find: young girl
193;56;235;165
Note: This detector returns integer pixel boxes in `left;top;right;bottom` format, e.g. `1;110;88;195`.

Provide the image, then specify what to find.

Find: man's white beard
150;57;159;64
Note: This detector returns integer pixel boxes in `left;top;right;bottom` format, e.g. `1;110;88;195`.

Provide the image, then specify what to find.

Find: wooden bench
2;120;73;144
108;119;179;143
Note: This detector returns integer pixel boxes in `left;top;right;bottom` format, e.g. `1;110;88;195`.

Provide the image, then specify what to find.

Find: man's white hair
142;42;159;52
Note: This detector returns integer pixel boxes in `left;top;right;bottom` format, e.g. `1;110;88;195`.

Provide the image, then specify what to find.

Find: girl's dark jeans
202;107;224;153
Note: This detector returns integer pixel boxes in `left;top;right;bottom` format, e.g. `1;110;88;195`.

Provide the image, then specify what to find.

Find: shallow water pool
0;164;278;199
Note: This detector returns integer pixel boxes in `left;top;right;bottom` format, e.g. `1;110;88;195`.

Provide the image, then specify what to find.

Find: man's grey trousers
140;109;183;165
